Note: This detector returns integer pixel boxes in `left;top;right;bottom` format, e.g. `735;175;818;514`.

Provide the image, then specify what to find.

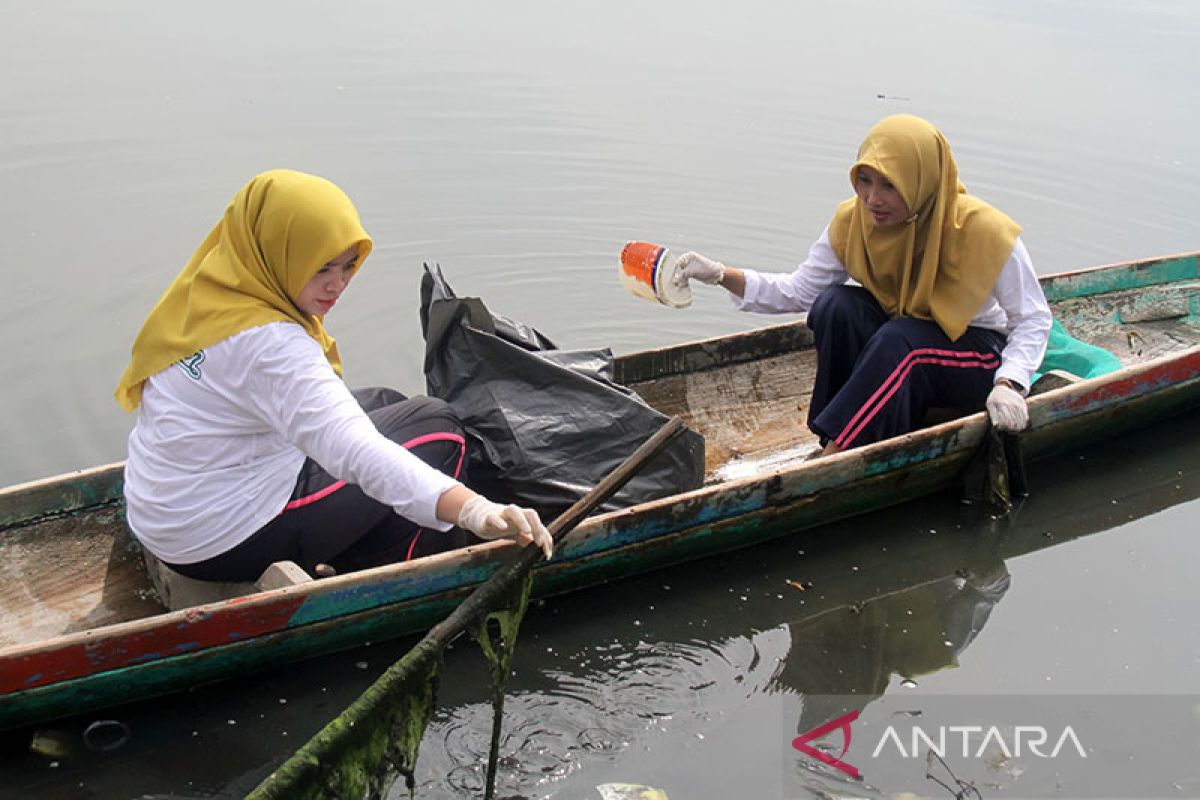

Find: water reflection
409;414;1200;799
781;562;1010;738
417;528;1016;799
779;562;1010;798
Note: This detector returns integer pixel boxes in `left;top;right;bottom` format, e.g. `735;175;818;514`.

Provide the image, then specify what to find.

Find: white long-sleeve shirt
124;322;460;564
733;227;1052;390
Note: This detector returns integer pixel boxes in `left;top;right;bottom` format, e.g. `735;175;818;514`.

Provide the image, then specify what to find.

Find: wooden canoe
4;250;1200;731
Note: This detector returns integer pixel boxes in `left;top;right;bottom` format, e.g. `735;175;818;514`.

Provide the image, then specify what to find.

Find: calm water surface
2;1;1199;798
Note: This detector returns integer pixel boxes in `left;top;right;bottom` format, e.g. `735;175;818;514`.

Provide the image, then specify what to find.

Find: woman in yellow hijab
117;169;552;584
676;115;1051;454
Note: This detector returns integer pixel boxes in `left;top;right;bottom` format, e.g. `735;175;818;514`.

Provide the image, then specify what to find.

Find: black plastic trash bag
419;263;705;518
960;423;1028;518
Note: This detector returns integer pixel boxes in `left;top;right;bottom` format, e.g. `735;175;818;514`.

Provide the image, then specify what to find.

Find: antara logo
792;710;861;779
792;712;1088;780
872;725;1087;760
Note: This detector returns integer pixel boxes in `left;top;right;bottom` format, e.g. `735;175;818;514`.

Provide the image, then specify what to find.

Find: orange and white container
618;241;693;309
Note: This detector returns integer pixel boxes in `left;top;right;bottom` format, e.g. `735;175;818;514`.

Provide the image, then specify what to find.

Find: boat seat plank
142;552;314;611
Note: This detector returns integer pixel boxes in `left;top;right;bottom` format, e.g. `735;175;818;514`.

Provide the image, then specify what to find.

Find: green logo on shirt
177;351;206;380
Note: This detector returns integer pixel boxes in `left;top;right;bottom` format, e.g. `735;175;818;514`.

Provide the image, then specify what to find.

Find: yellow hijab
115;169;372;411
827;114;1021;341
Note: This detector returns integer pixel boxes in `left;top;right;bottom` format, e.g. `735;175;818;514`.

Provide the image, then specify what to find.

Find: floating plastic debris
28;729;69;758
597;783;670;800
83;719;131;752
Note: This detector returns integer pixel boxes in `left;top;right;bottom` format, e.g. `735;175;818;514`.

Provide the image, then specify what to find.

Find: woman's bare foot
804;441;842;462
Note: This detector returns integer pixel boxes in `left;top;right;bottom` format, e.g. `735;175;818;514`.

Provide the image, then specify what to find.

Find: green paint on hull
1041;254;1200;303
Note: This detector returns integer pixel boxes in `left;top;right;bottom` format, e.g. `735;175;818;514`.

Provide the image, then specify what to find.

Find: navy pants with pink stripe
807;286;1005;451
168;388;469;582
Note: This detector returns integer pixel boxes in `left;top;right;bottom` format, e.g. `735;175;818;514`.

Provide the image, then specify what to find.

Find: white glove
986;383;1028;432
457;495;554;559
675;251;726;286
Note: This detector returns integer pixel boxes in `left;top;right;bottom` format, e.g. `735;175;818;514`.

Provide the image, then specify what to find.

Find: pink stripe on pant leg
400;432;465;561
284;480;348;511
400;431;467;479
405;531;423;561
836;347;995;445
834;352;1000;449
282;432;466;514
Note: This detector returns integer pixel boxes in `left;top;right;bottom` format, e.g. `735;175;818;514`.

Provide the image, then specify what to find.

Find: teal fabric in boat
1033;318;1123;382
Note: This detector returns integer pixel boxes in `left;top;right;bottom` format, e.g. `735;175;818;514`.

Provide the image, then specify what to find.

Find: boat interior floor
0;504;160;649
632;348;822;481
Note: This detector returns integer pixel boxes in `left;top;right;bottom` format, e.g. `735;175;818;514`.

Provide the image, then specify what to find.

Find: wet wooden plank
0;462;125;529
1049;285;1200;365
630;349;821;473
615;319;814;383
0;504;161;649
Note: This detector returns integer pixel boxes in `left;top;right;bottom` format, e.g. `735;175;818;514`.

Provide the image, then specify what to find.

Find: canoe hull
4;339;1199;730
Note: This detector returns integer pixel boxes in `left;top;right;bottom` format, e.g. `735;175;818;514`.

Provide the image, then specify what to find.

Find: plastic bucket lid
618;241;692;308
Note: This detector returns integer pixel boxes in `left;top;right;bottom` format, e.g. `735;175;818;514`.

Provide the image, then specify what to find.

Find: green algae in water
246;575;535;800
380;655;441;796
469;571;533;800
245;640;442;800
470;571;533;700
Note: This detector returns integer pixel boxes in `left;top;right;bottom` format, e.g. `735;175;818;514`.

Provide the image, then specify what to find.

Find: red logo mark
792;709;861;779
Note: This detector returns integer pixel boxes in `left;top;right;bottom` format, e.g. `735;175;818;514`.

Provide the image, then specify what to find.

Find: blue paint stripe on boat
282;488;778;628
286;565;502;627
129;652;163;666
